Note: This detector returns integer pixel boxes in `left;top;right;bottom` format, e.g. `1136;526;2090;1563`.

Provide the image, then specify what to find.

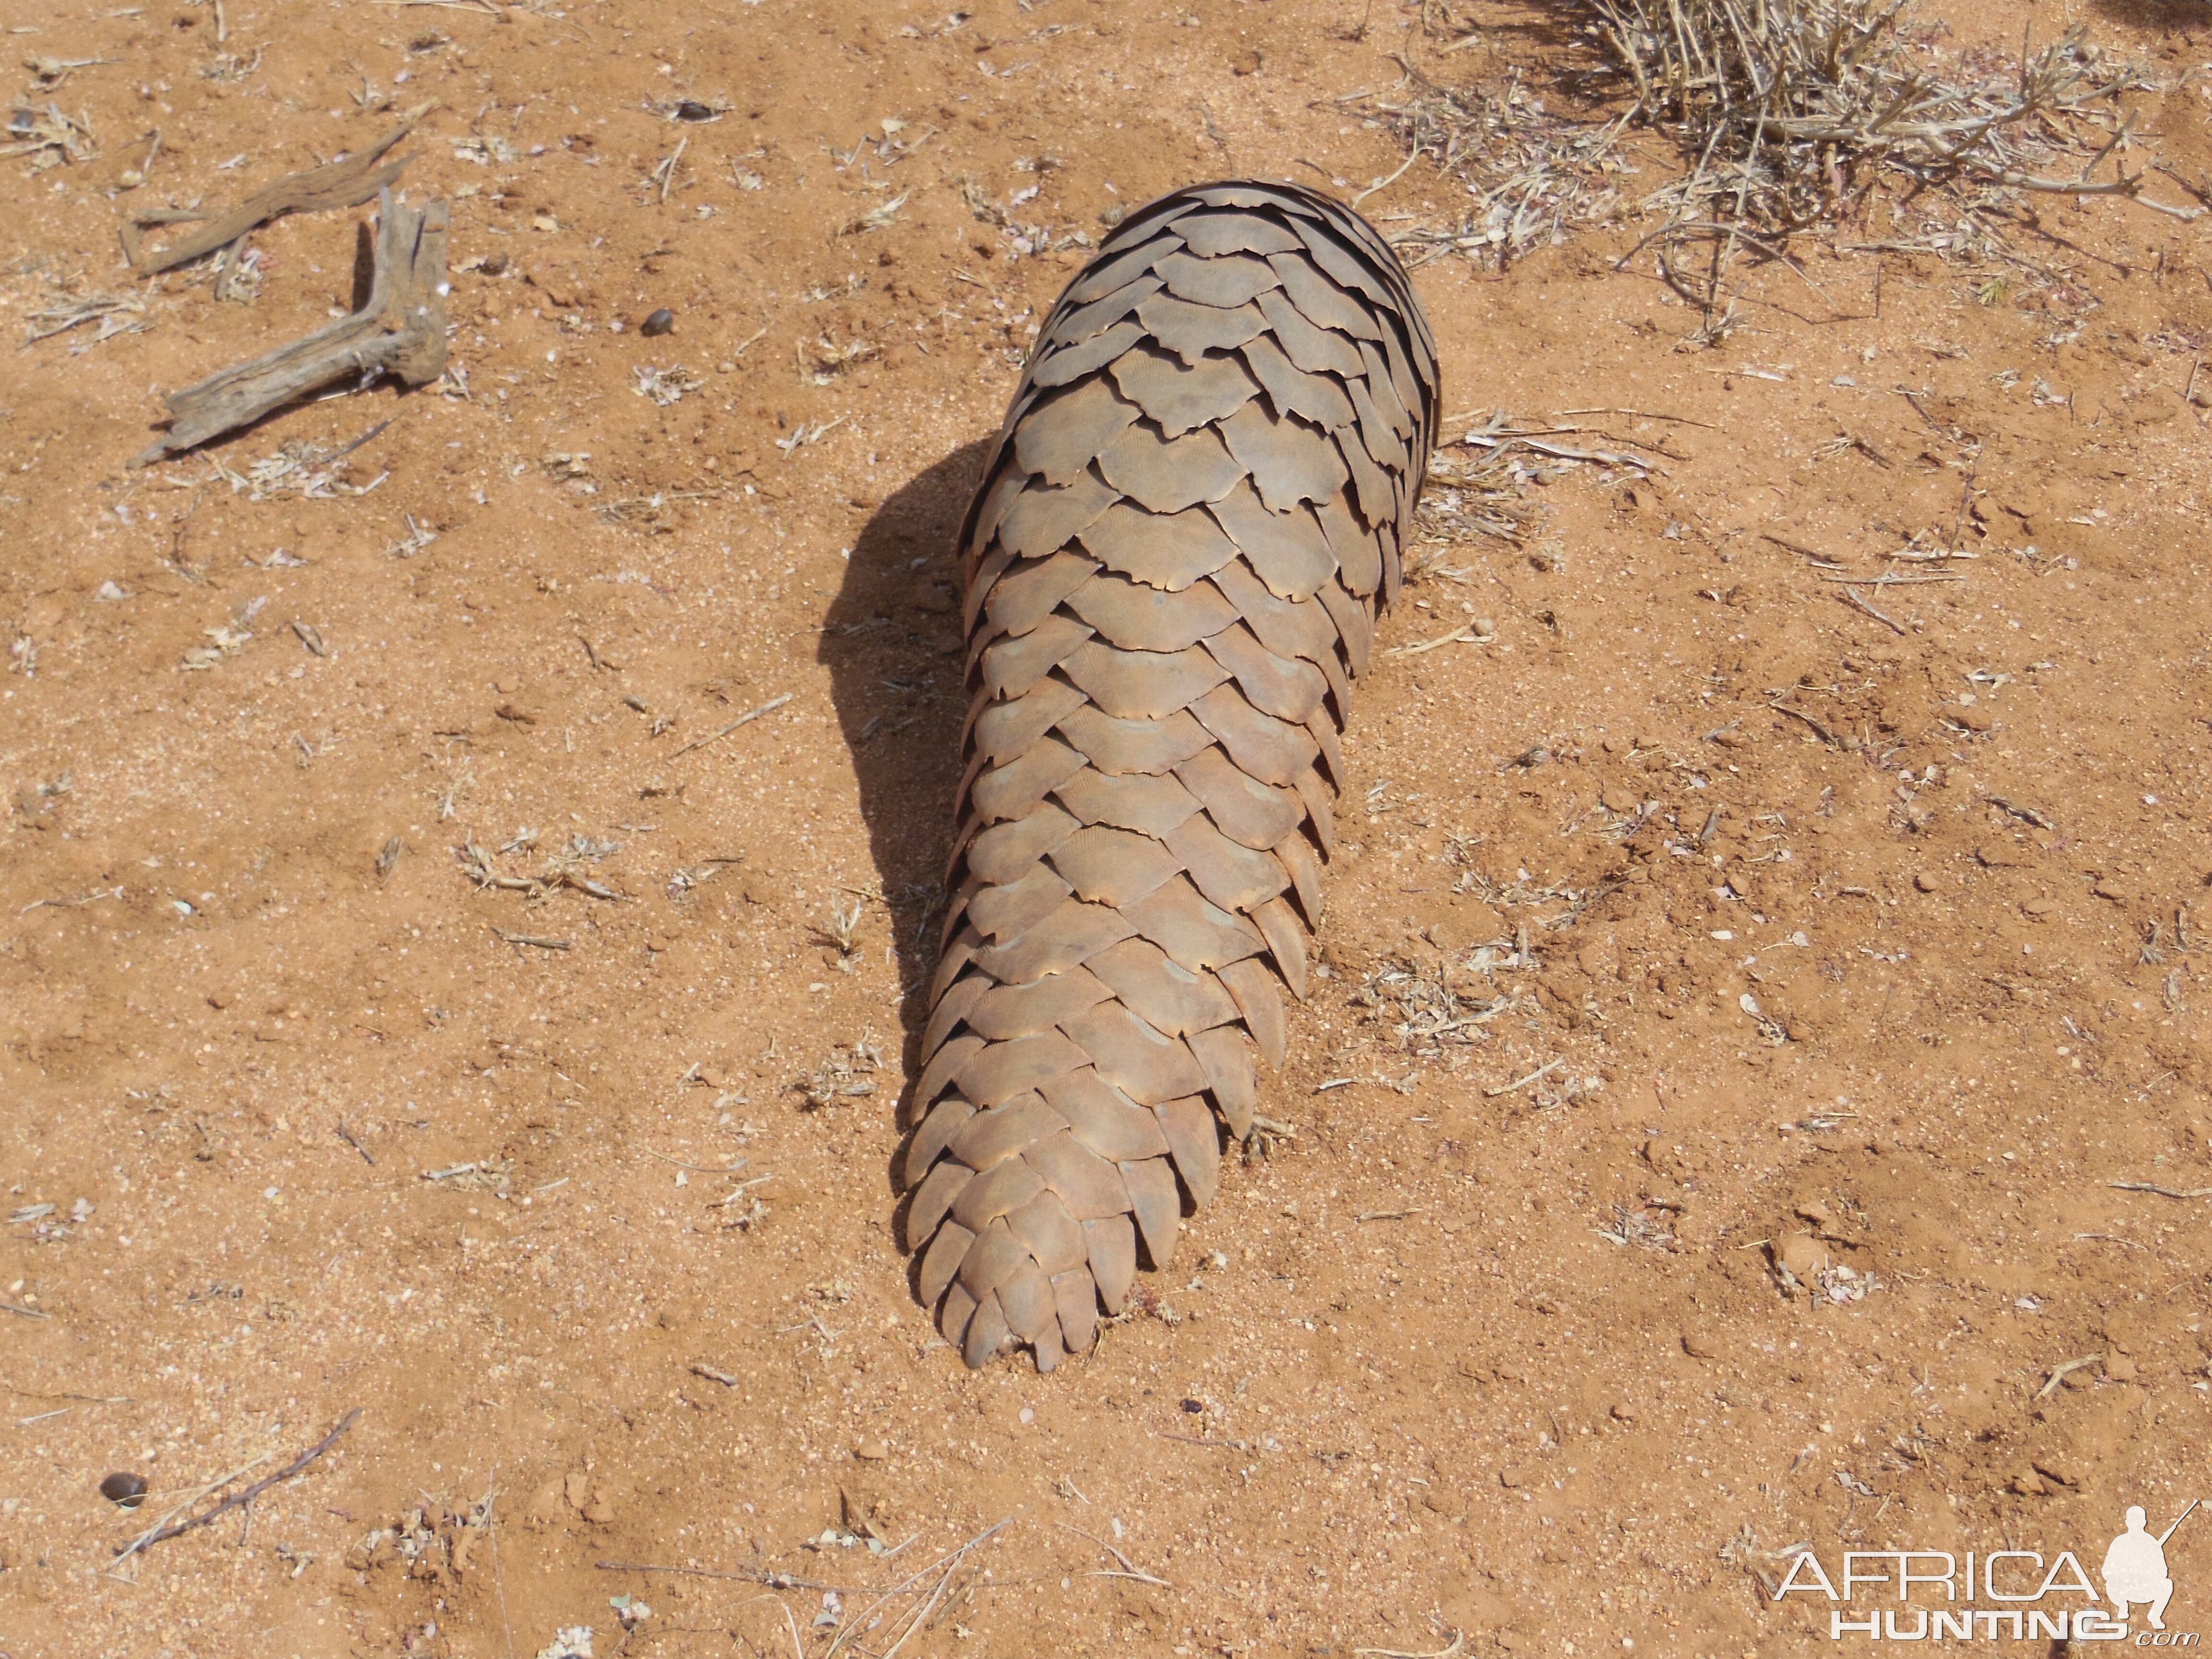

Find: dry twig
113;1409;360;1559
672;692;792;756
1354;1637;1467;1659
1485;1057;1566;1097
2111;1180;2212;1200
492;928;572;951
24;289;146;346
2037;1353;2103;1399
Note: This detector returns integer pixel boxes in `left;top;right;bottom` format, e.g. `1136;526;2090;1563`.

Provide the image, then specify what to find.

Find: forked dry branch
129;187;448;467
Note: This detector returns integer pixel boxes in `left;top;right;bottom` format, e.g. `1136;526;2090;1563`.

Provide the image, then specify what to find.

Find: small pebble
99;1471;148;1509
674;101;715;122
641;308;675;337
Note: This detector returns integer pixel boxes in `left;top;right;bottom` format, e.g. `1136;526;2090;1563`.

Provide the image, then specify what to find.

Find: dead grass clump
1;103;98;171
631;363;705;405
796;1036;881;1112
1361;0;2196;288
1593;0;2183;231
1353;956;1517;1058
1413;438;1547;545
957;175;1098;261
1337;68;1634;267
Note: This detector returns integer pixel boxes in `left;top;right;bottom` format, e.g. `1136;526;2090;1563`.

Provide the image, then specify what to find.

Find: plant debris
24;288;147;348
132;190;446;467
1593;4;2188;232
2;103;99;171
121;105;427;275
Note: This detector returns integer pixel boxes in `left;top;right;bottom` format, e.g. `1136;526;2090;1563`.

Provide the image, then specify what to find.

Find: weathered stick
130;187;448;468
112;1407;361;1559
121;107;431;275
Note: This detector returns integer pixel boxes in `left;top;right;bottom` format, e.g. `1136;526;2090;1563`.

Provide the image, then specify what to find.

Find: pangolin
902;179;1438;1370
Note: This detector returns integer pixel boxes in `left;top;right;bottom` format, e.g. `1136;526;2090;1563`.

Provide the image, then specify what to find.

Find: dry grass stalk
825;892;863;956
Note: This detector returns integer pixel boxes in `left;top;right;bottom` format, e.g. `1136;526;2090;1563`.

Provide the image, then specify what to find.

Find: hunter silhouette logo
1776;1497;2202;1642
2106;1502;2198;1633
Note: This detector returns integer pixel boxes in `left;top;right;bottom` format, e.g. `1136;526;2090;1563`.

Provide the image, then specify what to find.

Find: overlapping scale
907;179;1436;1370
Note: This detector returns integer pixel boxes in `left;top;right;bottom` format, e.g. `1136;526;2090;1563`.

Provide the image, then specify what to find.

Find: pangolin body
903;179;1439;1370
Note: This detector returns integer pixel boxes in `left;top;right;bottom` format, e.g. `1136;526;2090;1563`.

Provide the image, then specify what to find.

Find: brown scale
902;179;1438;1371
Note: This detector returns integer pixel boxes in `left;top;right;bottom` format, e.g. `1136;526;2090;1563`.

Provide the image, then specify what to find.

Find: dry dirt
3;0;2211;1655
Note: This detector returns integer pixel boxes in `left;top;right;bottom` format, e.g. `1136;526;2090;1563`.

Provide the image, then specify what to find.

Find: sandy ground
3;0;2210;1655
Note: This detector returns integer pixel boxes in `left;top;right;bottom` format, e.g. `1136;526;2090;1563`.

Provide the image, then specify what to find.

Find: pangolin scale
902;179;1438;1370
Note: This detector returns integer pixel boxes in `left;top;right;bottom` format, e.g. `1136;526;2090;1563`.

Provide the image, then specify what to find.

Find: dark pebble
641;309;675;337
674;101;715;122
99;1471;148;1508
